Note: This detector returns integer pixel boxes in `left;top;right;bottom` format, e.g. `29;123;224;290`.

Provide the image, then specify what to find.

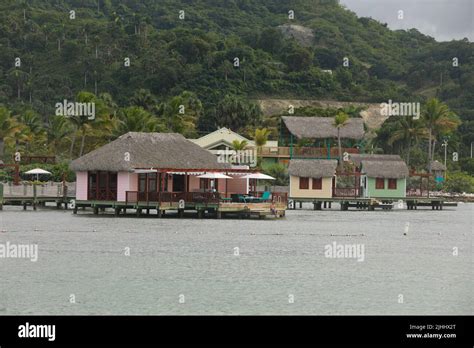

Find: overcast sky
340;0;473;41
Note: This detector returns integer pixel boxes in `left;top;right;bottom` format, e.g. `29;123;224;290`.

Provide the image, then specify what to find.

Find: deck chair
255;191;271;202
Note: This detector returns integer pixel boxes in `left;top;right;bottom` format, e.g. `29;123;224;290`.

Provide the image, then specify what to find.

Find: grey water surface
0;203;472;315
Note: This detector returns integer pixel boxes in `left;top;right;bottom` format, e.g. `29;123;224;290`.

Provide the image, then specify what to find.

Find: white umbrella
198;172;233;196
241;173;275;195
197;172;232;179
25;168;52;181
241;173;275;180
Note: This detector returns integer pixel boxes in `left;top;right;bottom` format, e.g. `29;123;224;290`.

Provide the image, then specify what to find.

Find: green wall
366;177;406;198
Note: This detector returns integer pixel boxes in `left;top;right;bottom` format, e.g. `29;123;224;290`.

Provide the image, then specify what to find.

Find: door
172;175;185;192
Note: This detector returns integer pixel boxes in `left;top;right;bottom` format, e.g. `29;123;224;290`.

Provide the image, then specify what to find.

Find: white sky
340;0;473;41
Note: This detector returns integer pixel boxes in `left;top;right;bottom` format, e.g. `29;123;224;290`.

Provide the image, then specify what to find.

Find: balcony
260;147;359;159
125;191;288;205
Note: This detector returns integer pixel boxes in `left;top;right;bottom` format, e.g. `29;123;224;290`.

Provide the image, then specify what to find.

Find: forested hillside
0;0;473;163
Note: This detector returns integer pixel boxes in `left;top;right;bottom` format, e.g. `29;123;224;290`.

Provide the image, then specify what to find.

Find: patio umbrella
198;172;233;195
24;168;52;181
241;173;275;180
197;173;233;179
241;172;276;194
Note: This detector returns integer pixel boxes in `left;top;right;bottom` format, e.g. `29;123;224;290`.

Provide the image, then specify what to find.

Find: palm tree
219;61;234;81
422;99;459;172
131;89;157;112
48;116;72;154
254;128;270;167
0;107;22;161
69;91;99;159
160;91;202;137
334;112;349;169
388;117;427;166
231;139;248;151
114;106;161;136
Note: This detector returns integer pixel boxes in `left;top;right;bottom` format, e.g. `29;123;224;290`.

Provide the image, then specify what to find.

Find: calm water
0;203;472;315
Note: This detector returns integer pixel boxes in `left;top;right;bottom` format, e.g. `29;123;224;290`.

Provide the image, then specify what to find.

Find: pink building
70;132;250;203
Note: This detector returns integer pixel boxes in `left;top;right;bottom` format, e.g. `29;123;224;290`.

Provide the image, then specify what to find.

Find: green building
350;154;409;198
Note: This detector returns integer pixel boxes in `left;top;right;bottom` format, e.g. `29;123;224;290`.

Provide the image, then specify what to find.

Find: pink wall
129;173;138;191
189;176;200;191
226;177;248;194
77;171;250;202
117;172;129;201
75;171;88;200
185;175;248;195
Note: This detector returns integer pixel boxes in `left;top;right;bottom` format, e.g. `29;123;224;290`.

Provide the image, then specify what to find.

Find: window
299;177;309;189
312;178;322;190
138;173;147;192
375;178;385;189
388;178;397;189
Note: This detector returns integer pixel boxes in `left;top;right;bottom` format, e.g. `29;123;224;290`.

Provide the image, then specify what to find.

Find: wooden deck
0;182;75;210
72;199;286;219
288;196;456;211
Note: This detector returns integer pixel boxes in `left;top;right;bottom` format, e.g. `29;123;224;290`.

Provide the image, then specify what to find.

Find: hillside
0;0;473;151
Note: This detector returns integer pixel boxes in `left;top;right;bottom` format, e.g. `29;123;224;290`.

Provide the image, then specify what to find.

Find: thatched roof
288;159;337;178
282;116;365;140
350;154;403;166
70;132;230;172
430;160;446;171
361;160;409;179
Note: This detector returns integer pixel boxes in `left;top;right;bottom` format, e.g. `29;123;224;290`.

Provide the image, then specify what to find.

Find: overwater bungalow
350;154;409;198
430;160;447;183
288;159;337;199
69;132;287;218
279;116;365;159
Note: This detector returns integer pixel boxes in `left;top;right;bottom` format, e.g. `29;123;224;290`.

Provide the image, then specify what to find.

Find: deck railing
248;191;288;204
124;191;286;205
332;187;361;198
260;147;359;158
125;191;221;205
271;192;288;204
406;189;429;197
13;155;56;164
1;182;75;198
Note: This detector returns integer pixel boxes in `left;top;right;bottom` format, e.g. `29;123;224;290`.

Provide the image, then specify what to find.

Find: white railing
1;182;76;198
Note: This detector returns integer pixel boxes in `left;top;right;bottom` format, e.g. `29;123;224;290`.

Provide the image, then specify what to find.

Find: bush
443;171;474;193
459;158;474;175
18;163;76;182
263;163;289;186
